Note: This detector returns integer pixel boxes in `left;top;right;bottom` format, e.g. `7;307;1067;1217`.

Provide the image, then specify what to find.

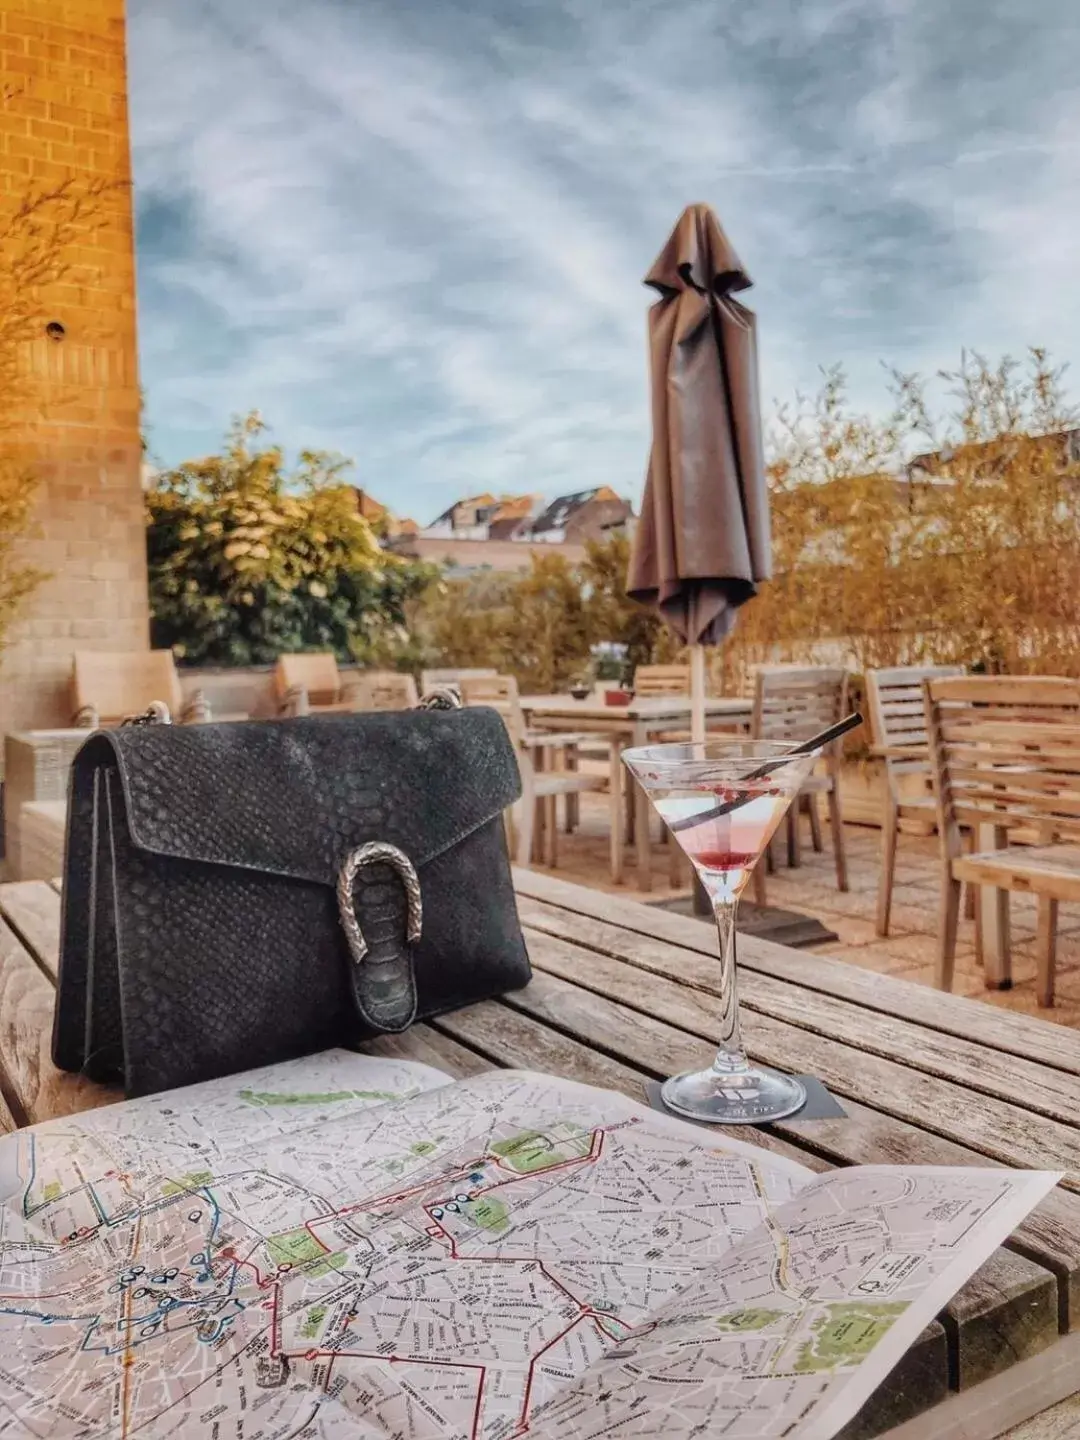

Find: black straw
668;712;864;833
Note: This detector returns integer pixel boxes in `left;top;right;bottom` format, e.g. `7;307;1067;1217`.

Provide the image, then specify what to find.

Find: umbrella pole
689;645;707;744
689;645;712;915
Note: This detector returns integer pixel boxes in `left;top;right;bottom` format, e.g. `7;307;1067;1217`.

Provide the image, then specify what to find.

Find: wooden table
3;870;1080;1439
521;693;752;887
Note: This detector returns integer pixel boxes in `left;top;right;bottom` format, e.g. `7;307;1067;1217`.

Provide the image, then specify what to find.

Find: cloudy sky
128;0;1080;524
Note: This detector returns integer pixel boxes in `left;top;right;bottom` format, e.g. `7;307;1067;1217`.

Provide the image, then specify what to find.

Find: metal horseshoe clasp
336;842;422;965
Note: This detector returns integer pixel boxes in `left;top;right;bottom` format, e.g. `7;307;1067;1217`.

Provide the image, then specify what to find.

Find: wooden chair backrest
348;671;419;712
925;676;1080;851
72;650;183;723
459;674;526;746
867;665;964;755
420;668;498;694
275;653;341;706
752;666;848;753
633;664;690;696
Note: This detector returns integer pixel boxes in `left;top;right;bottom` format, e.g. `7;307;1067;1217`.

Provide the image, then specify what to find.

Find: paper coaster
644;1074;846;1127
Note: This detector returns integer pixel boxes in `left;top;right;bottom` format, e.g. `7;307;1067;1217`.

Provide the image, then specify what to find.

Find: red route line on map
514;1313;592;1436
285;1347;488;1440
264;1122;641;1438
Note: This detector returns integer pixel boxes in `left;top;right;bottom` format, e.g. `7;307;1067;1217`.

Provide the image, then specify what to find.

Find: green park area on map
462;1196;510;1233
239;1088;406;1106
161;1170;213;1196
490;1124;592;1173
715;1308;787;1332
794;1303;907;1372
267;1228;329;1267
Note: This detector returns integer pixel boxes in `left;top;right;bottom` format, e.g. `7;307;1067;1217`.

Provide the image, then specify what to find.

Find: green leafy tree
408;532;682;691
147;414;436;666
579;531;682;679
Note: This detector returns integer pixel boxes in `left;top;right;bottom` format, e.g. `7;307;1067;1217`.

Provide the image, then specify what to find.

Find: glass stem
710;897;749;1075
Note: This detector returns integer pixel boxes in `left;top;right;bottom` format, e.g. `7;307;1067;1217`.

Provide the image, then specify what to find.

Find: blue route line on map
8;1186;245;1355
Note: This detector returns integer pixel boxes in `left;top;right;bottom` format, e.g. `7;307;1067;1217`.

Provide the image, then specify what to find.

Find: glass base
661;1067;807;1125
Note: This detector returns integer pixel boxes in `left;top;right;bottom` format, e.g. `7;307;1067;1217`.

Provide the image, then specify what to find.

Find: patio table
2;869;1080;1438
520;693;752;887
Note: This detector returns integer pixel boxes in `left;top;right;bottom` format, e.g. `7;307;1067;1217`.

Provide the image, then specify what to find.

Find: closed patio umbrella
628;202;770;740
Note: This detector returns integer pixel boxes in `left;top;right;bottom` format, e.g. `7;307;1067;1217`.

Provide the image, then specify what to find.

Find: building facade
0;0;147;735
529;486;633;544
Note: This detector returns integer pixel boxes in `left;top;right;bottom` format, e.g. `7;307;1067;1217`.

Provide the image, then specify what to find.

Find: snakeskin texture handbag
53;702;531;1097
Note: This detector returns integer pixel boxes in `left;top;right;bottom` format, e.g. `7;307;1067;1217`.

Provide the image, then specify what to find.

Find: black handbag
53;703;531;1098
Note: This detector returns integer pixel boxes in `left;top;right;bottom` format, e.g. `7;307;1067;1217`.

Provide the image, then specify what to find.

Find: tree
147;413;437;666
407;532;683;691
579;531;682;679
727;349;1080;686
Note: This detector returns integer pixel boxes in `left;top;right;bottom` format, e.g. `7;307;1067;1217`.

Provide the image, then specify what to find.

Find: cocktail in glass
623;739;818;1124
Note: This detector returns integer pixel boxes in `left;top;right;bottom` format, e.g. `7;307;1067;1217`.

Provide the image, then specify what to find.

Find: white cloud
129;0;1080;520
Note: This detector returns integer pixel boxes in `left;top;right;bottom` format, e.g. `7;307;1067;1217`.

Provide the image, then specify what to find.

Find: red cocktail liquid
692;850;758;873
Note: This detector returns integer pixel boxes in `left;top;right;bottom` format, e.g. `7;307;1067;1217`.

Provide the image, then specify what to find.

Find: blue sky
129;0;1080;525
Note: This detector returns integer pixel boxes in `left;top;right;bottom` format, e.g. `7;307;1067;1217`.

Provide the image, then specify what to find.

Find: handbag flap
81;708;521;887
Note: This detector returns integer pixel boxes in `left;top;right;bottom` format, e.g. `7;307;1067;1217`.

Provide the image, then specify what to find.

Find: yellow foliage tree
724;349;1080;689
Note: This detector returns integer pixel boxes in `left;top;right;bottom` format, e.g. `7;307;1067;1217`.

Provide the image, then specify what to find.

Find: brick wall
0;0;147;737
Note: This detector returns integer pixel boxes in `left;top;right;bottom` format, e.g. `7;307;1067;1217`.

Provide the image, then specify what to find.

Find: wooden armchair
751;665;849;904
275;653;353;716
460;674;604;868
926;675;1080;1005
347;671;419;712
71;650;211;727
866;665;964;936
420;667;497;698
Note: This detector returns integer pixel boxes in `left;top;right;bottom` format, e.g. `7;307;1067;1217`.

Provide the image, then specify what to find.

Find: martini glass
624;739;819;1124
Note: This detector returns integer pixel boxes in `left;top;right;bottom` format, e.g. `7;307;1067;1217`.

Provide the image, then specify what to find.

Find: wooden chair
867;665;964;936
632;664;690;696
275;653;352;716
71;650;211;727
926;675;1080;1005
459;674;604;868
751;666;849;905
420;667;497;697
347;671;419;712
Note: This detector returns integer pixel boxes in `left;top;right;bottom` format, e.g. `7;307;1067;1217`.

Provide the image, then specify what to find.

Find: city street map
0;1050;1058;1439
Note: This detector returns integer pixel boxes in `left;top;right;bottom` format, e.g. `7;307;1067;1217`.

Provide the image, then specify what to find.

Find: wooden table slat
516;945;1080;1188
0;879;62;982
942;1249;1059;1390
514;868;1080;1075
0;918;118;1125
431;998;821;1171
518;895;1080;1126
359;1023;492;1079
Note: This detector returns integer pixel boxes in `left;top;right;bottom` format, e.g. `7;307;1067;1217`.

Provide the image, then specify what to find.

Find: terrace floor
545;791;1080;1029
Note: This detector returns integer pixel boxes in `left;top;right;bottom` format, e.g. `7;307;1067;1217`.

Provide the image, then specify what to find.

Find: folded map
0;1050;1058;1439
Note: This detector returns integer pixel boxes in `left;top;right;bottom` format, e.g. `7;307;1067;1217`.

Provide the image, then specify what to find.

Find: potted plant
590;642;632;704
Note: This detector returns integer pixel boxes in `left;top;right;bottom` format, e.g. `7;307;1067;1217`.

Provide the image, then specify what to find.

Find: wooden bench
3;869;1080;1438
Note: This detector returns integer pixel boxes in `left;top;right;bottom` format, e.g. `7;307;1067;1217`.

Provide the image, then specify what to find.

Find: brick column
0;0;148;738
